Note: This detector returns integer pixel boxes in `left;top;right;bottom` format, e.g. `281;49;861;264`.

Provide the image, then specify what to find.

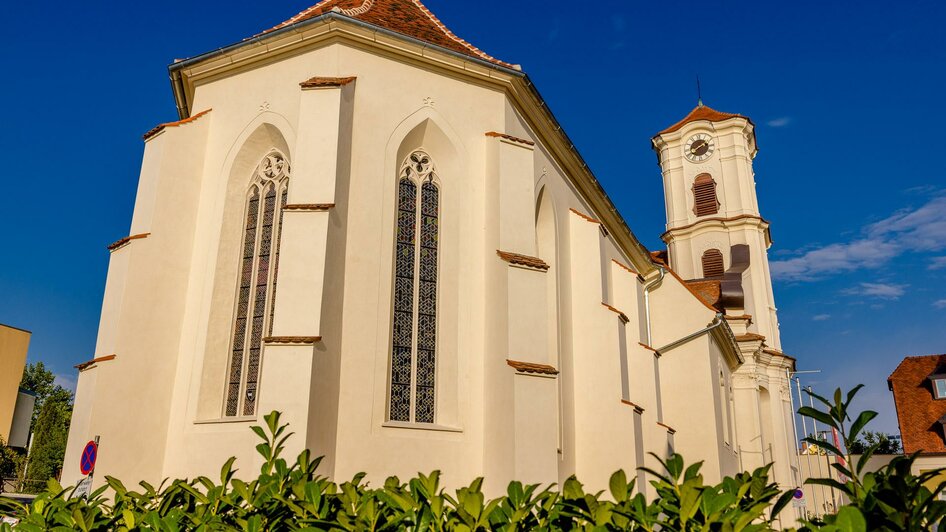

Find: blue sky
2;0;944;435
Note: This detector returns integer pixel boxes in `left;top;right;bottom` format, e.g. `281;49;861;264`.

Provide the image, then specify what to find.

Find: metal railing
1;477;46;495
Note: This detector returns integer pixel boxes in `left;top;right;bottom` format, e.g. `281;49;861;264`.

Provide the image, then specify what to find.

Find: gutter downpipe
653;314;725;356
642;266;666;347
170;69;188;119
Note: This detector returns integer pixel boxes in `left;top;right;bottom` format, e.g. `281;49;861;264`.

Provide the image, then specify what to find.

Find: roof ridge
255;0;514;69
656;103;747;136
889;354;946;380
341;0;375;15
406;0;509;67
275;0;334;29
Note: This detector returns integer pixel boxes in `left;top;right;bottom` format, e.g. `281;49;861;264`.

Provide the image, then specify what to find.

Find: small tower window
692;174;719;217
702;249;725;278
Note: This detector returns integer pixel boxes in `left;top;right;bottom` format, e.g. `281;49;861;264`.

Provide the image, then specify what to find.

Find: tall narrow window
226;152;290;417
692;173;719;216
702;249;725;278
390;151;440;423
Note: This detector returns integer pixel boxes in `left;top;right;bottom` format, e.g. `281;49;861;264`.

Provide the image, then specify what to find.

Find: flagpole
792;370;820;517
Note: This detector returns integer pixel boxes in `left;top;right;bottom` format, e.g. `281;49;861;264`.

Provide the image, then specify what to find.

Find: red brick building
888;354;946;454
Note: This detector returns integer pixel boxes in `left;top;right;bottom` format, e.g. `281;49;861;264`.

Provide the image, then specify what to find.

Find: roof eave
167;10;523;120
710;317;745;367
515;75;656;273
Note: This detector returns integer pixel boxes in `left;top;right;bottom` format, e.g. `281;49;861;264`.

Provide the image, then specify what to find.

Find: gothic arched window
702;248;725;278
225;152;289;417
390;151;440;423
692;173;720;217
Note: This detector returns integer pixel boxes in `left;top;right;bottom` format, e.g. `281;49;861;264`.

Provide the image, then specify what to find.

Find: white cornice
662;215;772;247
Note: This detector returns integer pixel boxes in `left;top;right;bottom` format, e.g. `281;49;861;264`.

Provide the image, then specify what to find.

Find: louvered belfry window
225;152;289;417
702;249;725;278
390;150;440;424
692;173;719;217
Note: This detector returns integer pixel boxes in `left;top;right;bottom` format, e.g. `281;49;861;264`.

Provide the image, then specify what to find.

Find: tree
15;362;74;484
18;362;57;431
0;438;24;479
24;387;72;483
847;430;902;455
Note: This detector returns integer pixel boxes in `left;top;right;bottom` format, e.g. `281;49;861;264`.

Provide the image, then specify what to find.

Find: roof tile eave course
256;0;516;69
656;104;749;136
684;279;723;310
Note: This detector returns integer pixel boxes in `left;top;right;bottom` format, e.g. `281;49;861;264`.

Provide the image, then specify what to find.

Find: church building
63;0;799;496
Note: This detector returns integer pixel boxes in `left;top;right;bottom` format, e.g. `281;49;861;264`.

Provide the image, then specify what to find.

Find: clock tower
653;104;799;493
651;103;781;349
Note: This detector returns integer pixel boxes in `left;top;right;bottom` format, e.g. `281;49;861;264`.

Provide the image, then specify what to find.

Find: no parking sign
792;488;806;508
79;440;98;476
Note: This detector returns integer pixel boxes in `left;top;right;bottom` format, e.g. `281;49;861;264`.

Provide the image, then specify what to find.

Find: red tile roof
507;359;559;375
496;250;550;271
485;131;535;146
734;332;765;343
284;203;336;211
259;0;514;69
601;302;630;324
650;250;669;267
569;208;601;225
889;354;946;454
657;104;747;135
74;354;117;371
107;232;150;252
300;76;357;88
684;279;723;311
262;336;323;345
143;109;212;141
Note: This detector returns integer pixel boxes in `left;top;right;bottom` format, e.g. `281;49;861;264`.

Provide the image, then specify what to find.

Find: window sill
193;415;257;425
382;421;463;433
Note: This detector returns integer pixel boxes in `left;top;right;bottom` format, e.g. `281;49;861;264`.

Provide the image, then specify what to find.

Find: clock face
685;133;716;162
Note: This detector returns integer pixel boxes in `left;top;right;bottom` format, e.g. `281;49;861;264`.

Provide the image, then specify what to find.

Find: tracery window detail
226;152;290;417
390;151;439;423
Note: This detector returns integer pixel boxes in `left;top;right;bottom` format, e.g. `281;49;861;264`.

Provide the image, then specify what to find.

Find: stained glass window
225;152;290;417
389;151;439;423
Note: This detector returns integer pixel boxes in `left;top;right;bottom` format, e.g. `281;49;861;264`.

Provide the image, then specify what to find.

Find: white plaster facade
63;0;798;501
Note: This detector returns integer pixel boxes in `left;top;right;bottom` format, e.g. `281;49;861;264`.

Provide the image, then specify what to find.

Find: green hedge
1;386;943;531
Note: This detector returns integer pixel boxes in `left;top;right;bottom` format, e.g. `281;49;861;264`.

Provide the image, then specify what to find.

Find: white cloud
767;117;792;127
929;257;946;270
934;299;946;309
842;282;908;300
770;239;898;281
772;195;946;281
905;185;940;195
812;314;831;321
865;196;946;252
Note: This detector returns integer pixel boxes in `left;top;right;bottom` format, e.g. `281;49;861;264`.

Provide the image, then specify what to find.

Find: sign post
791;488;807;509
76;436;99;498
